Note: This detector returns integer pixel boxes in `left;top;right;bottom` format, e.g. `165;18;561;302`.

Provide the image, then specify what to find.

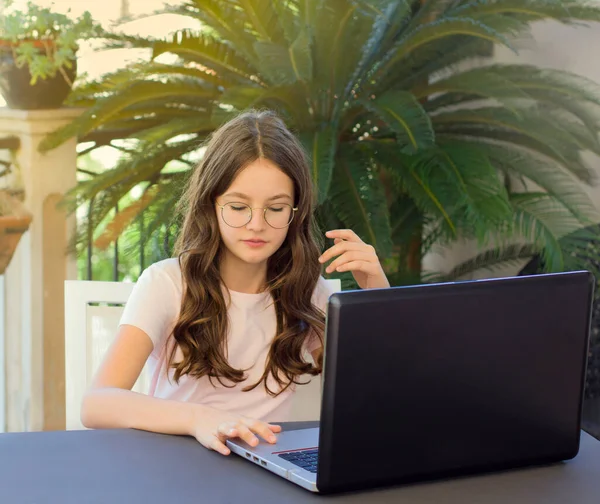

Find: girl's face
216;158;295;268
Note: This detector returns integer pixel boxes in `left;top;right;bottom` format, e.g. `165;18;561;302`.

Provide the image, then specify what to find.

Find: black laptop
227;271;595;493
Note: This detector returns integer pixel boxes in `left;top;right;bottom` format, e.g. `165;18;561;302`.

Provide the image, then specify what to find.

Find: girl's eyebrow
223;192;293;201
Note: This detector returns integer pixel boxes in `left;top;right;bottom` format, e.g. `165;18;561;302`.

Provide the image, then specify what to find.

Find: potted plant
0;1;102;110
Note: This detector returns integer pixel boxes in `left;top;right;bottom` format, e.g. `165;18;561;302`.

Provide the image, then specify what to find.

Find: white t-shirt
119;258;336;422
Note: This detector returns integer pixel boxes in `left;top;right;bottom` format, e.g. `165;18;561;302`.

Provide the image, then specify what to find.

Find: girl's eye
268;206;285;213
230;205;248;212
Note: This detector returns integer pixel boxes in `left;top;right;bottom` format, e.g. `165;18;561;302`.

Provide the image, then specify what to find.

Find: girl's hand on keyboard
190;404;281;455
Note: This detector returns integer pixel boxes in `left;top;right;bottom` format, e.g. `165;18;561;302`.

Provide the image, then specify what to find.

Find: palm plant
41;0;600;286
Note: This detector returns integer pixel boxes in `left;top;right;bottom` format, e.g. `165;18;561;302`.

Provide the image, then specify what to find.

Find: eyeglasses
217;202;298;229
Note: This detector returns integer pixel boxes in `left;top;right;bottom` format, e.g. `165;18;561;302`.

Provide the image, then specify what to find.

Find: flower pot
0;190;32;274
0;40;77;110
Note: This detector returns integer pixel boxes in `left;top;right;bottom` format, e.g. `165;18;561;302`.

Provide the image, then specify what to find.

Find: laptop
226;271;594;493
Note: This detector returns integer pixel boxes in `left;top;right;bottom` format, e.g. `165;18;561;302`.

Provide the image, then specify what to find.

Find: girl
81;110;390;455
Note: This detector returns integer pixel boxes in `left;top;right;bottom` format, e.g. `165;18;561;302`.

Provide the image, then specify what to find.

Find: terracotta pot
0;190;32;274
0;39;77;110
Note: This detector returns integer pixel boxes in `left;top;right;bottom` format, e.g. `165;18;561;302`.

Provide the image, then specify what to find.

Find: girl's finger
268;424;282;433
326;229;361;242
336;260;373;274
236;423;259;447
319;241;367;264
209;437;231;456
326;252;375;274
217;423;238;439
242;418;278;444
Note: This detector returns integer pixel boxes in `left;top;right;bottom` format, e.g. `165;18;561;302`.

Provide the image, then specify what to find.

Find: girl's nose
245;208;266;231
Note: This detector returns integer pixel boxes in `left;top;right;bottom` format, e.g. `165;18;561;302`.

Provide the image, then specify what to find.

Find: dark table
1;422;600;503
583;397;600;440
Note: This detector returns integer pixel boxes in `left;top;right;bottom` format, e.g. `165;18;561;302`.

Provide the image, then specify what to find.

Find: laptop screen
318;272;594;491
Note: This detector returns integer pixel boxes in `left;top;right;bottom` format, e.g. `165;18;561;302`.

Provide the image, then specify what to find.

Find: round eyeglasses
217;202;298;229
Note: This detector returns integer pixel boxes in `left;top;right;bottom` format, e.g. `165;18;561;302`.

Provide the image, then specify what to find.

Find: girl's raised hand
319;229;390;290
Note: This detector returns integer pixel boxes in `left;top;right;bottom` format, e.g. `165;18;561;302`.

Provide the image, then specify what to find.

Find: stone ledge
0;107;86;136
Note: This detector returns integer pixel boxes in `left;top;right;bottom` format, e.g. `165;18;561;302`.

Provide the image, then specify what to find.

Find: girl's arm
80;324;197;435
81;325;280;455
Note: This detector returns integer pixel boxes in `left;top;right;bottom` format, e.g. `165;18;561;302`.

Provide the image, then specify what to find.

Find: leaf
417;67;531;115
238;0;286;42
436;141;513;236
507;192;584;271
377;16;515;81
362;90;435;153
289;28;313;82
176;1;260;63
350;0;413;91
299;125;338;205
131;116;215;145
254;28;313;85
94;185;160;250
432;106;599;183
40;79;215;152
375;140;512;242
423;64;600;109
329;146;393;256
375;143;458;238
425;243;540;282
311;0;376;101
450;0;600;25
476;141;600;225
64;139;199;217
152;30;257;83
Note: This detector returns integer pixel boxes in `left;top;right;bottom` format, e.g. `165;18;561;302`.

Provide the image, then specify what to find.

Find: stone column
0;108;81;432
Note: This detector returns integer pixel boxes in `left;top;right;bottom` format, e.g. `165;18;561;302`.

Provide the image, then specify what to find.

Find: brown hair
171;110;325;395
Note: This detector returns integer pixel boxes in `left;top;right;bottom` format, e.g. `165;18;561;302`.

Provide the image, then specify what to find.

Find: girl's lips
243;239;267;248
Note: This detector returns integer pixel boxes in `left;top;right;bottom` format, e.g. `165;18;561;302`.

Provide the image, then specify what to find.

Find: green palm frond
348;0;413;92
329;145;393;256
217;84;313;126
424;243;540;282
299;125;338;205
421;64;600;137
41;79;215;152
64;138;198;214
130;116;214;145
375;16;515;86
172;0;260;63
466;140;599;225
507;192;585;271
450;0;600;25
238;0;286;42
375;142;458;239
376;140;512;244
152;30;258;83
254;27;313;85
361;90;435;153
432;106;599;183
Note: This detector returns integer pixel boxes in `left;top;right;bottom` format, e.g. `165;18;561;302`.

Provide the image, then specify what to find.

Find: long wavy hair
171;110;326;396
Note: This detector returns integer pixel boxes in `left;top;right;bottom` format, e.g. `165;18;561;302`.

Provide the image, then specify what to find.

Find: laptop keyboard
277;449;319;473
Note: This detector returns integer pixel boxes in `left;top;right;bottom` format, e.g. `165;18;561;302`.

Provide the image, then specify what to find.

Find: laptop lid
316;271;594;493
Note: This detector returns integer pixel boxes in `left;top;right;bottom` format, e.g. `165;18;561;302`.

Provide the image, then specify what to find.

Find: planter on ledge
0;40;77;110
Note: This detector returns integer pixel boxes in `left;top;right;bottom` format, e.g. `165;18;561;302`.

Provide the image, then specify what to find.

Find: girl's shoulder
139;257;183;291
312;276;339;312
